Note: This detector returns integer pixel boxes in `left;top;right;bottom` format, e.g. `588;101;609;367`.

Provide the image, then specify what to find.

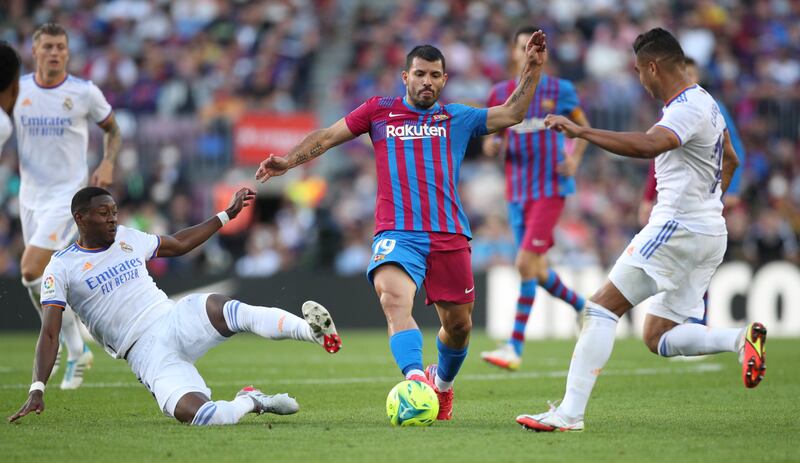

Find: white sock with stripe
191;396;255;426
559;301;619;420
657;324;744;357
222;300;316;343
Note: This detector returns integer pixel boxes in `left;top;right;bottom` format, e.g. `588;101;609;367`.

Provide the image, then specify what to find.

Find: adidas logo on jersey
22;98;32;106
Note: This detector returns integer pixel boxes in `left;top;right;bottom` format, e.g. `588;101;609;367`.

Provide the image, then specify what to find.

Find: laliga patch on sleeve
42;274;57;298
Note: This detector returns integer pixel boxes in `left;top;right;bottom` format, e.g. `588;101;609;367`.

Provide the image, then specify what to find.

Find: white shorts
125;293;226;417
20;203;78;250
609;220;726;324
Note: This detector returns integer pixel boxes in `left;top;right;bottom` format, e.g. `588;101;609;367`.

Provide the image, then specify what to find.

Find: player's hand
544;114;582;138
255;154;291;183
557;154;578;176
90;159;114;188
225;187;256;219
8;391;44;423
525;30;547;68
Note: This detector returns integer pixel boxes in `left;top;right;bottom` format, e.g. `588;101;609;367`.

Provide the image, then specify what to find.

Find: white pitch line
0;363;723;390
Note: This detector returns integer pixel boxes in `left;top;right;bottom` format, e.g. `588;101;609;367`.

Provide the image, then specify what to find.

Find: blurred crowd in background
0;0;798;279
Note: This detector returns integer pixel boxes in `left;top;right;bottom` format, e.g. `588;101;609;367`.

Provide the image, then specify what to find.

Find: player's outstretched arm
156;187;256;257
544;115;680;159
556;109;591;177
486;30;547;133
719;129;740;194
90;114;122;189
8;306;62;423
255;118;356;183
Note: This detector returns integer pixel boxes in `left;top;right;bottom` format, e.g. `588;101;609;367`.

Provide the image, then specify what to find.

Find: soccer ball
386;379;439;427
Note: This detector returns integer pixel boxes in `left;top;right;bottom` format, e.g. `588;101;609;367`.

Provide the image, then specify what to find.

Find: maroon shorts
367;230;474;306
423;233;474;305
509;197;566;254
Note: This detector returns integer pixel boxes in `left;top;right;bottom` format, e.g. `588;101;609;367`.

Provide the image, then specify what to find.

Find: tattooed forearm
509;75;534;105
289;135;327;168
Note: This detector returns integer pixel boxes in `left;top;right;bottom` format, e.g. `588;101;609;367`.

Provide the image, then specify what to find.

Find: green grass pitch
1;330;797;462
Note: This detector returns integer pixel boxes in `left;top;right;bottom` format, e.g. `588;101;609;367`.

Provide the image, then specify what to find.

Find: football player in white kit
9;186;342;425
515;28;767;432
14;23;122;389
0;41;20;148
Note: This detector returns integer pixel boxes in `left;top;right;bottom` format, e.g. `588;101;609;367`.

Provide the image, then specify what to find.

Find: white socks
23;277;84;361
657;324;743;357
191;396;254;426
560;301;619;420
222;300;316;343
434;374;454;392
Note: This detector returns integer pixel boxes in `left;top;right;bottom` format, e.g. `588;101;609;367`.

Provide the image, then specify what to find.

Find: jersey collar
33;73;69;90
664;84;698;107
75;241;110;253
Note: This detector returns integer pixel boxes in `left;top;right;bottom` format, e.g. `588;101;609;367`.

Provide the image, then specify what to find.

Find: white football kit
610;85;729;323
41;226;223;415
14;73;112;250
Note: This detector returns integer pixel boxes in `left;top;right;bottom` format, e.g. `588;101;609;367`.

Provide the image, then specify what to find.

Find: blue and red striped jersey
345;96;488;239
487;74;581;202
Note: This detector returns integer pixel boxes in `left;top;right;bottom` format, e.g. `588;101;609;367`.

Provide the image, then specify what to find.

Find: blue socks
389;329;424;375
541;269;585;312
509;279;537;355
436;337;468;382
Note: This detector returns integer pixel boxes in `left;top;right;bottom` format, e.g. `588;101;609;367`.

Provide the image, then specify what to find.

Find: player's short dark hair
0;41;21;92
72;187;113;215
684;56;697;67
405;45;446;73
512;26;539;43
33;22;68;43
632;28;685;66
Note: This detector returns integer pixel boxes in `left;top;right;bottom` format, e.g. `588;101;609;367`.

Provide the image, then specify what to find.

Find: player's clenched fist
544;114;582;138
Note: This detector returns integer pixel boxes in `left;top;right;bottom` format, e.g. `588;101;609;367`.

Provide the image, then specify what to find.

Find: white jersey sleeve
87;81;112;124
40;258;68;309
0;110;11;147
656;100;702;146
125;226;161;260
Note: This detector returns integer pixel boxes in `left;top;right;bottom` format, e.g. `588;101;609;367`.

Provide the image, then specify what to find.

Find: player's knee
643;332;662;354
444;318;472;340
20;267;42;284
515;251;545;280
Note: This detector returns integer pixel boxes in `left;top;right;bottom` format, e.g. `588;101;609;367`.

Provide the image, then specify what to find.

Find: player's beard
409;87;438;109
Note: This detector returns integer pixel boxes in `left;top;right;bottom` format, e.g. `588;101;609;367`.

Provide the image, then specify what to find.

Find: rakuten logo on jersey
386;124;447;140
510;118;547;134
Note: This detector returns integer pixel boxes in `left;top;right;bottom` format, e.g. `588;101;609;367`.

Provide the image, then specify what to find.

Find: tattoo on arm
509;75;533;105
292;142;324;167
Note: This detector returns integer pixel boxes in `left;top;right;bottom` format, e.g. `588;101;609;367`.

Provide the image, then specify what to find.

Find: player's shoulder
443;102;482;114
51;243;79;262
18;73;35;89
